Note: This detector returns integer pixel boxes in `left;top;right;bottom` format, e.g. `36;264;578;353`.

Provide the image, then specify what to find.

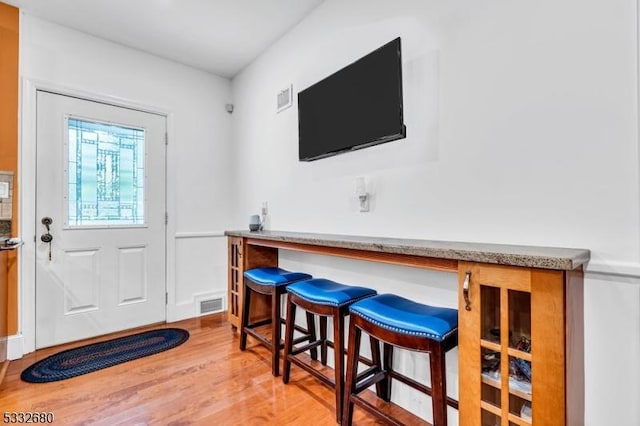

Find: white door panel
35;91;166;348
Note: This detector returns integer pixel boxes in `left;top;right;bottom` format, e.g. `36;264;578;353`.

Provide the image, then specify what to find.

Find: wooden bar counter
225;229;590;426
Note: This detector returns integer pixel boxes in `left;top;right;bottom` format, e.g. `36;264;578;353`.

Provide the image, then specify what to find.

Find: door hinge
166;292;168;304
165;212;168;224
165;133;168;145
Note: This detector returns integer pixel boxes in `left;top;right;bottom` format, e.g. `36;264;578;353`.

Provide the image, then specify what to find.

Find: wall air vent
200;297;223;314
277;85;293;113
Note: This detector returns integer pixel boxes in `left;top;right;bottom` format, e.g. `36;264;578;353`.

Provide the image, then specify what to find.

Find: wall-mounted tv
297;37;406;161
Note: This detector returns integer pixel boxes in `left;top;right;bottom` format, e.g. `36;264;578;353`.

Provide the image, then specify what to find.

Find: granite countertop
224;230;590;271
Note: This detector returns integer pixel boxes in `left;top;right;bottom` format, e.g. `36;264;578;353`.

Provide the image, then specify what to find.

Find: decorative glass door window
66;117;145;227
479;284;532;424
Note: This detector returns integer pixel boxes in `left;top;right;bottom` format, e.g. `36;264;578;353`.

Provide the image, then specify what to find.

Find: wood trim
499;287;510;420
0;2;19;337
531;268;566;425
245;238;458;272
0;251;7;365
458;262;482;425
476;264;531;292
565;267;585;426
0;359;8;387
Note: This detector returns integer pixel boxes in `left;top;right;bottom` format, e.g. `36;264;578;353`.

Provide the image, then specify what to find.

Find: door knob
40;217;53;260
41;216;53;243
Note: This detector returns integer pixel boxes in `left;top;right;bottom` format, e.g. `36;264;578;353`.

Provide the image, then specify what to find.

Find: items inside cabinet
479;283;533;425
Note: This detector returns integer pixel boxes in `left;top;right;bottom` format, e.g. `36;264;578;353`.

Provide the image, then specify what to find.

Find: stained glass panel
67;118;145;226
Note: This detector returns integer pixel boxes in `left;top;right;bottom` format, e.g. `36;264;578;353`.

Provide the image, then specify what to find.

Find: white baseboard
7;334;24;360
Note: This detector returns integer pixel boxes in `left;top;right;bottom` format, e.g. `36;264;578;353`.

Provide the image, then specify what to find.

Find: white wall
231;0;640;424
16;14;233;355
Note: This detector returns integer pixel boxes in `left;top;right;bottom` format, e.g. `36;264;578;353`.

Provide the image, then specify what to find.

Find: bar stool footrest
243;327;272;347
293;323;310;334
350;394;406;426
291;340;323;356
354;370;387;394
287;355;335;388
291;335;314;345
387;370;459;410
246;318;271;329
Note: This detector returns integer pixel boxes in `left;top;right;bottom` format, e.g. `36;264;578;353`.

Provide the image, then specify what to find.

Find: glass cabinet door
478;284;532;425
459;263;554;426
459;263;569;426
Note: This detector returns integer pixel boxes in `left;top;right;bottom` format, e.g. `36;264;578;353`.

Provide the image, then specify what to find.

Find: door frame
17;79;177;356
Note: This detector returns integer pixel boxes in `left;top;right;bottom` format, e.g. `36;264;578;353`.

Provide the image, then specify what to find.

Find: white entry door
35;91;167;349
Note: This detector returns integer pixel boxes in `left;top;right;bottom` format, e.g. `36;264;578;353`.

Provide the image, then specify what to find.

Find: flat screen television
297;37;406;161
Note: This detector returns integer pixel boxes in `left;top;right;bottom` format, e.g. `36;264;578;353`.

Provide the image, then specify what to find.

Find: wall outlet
261;201;268;216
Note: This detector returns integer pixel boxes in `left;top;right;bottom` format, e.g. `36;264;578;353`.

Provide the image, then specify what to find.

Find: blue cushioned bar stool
282;278;377;423
240;267;315;377
342;294;458;426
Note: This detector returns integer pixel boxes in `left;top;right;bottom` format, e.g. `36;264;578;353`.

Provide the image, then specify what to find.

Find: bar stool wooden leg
306;311;318;361
239;281;251;351
342;318;361;426
368;336;387;400
320;316;328;365
333;309;345;424
271;288;282;377
383;343;393;402
430;345;447;426
282;297;297;384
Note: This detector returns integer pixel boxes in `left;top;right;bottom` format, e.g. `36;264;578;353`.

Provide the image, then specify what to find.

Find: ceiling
3;0;325;78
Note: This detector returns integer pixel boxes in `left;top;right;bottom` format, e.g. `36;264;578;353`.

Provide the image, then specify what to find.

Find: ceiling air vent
277;85;293;113
200;297;223;314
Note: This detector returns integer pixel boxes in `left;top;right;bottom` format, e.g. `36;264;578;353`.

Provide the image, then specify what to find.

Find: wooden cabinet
227;237;243;329
227;237;277;329
458;262;584;426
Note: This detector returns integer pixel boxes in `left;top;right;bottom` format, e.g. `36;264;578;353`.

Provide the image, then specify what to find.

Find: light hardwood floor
0;313;427;425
